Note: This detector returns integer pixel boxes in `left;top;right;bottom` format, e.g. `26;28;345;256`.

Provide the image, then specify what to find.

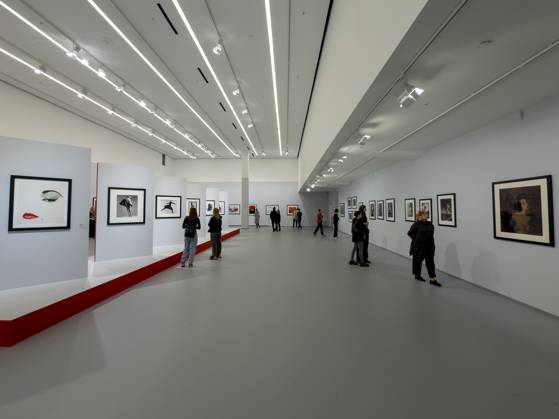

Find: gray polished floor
1;228;558;419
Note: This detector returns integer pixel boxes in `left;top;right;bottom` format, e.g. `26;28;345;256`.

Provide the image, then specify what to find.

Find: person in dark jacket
277;209;282;231
208;207;223;260
349;212;367;266
332;209;339;237
181;207;201;267
296;209;302;229
407;211;441;286
359;204;371;264
313;209;324;236
270;207;278;231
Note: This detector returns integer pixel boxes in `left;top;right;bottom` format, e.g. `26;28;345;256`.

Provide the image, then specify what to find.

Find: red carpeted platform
0;229;240;347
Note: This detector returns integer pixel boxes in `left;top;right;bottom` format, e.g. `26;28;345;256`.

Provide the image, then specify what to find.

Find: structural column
241;151;250;229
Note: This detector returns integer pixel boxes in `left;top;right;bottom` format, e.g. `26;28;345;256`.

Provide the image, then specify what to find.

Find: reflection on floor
0;228;558;419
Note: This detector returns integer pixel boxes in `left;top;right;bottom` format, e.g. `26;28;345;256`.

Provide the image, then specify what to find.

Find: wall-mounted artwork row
9;175;72;231
405;198;416;222
492;175;554;246
229;204;240;215
437;193;456;227
155;195;181;219
108;187;145;225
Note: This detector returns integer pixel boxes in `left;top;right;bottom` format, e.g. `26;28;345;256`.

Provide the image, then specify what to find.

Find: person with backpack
332;208;339;237
208;207;223;260
181;207;201;268
349;211;367;267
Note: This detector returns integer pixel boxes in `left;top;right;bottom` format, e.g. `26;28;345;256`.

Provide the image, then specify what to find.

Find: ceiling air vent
232;122;237;130
197;67;209;83
157;3;178;35
219;102;226;112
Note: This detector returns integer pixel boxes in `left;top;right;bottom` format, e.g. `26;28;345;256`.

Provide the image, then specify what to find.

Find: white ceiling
305;0;559;190
0;0;330;159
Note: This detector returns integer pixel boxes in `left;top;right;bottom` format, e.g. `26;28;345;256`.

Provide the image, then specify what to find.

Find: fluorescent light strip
0;1;211;158
0;45;195;159
171;0;258;156
87;0;238;157
264;0;283;156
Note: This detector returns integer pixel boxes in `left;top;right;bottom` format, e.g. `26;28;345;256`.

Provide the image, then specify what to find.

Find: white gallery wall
337;95;559;317
0;137;90;290
153;176;187;247
0;81;173;176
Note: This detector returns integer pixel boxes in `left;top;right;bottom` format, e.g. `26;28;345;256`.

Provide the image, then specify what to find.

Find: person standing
296;209;303;229
407;211;441;286
359;204;371;264
270;207;278;231
254;207;261;228
292;208;297;228
313;209;324;236
332;208;339;237
277;209;282;231
208;207;222;260
349;212;367;266
181;207;201;268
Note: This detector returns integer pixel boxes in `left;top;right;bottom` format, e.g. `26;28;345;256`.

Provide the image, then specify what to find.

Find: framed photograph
418;199;433;222
155;195;181;219
206;199;215;215
265;205;279;215
108;187;145;225
437;193;457;227
287;205;298;216
369;200;376;220
352;196;357;208
218;201;225;215
405;198;416;222
386;198;395;222
347;197;352;209
492;175;554;246
248;204;257;215
229;204;240;215
339;202;345;217
377;200;384;220
9;175;72;231
186;198;200;215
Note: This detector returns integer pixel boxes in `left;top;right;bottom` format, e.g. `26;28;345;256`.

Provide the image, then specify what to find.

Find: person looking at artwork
313;209;325;236
208;207;222;260
292;208;298;228
296;208;302;229
407;211;441;287
254;207;261;228
277;209;282;231
181;207;201;268
349;212;367;267
359;204;371;264
332;209;339;237
270;207;278;231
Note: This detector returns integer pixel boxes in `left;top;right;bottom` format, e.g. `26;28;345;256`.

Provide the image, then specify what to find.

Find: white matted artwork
186;198;200;215
377;200;384;220
219;200;225;215
405;198;416;222
108;187;146;225
386;198;395;222
265;205;279;215
155;195;181;219
9;175;72;231
229;204;240;215
418;199;433;222
437;193;456;227
369;200;376;220
206;199;215;215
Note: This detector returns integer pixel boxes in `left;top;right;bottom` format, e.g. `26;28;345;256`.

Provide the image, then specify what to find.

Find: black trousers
362;232;369;261
412;253;436;278
314;223;324;235
293;218;297;228
272;221;277;231
333;223;338;237
297;219;302;229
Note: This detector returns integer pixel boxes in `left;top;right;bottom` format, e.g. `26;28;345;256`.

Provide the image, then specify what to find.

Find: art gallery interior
1;0;559;417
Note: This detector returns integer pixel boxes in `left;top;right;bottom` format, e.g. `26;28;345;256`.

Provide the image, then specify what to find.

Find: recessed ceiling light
247;123;253;128
241;109;248;115
212;43;223;55
398;84;424;108
232;88;240;96
97;67;106;78
342;155;347;159
338;159;343;163
311;184;316;189
306;188;310;192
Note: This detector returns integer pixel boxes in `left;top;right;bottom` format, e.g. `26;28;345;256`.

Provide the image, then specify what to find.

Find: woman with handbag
181;207;201;268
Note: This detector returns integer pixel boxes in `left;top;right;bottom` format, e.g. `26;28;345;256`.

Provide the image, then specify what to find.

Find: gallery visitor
332;208;339;237
181;207;201;268
407;211;441;287
349;211;367;267
296;208;302;229
313;209;325;236
277;209;282;231
254;207;261;228
270;207;279;231
208;207;222;260
359;204;371;264
292;207;298;228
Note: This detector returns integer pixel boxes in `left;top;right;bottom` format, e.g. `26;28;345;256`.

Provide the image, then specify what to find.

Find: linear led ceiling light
0;1;211;158
87;0;238;157
358;134;371;145
171;0;258;156
264;0;283;156
398;84;424;108
0;45;195;159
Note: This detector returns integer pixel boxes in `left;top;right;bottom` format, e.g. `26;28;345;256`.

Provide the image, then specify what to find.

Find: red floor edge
0;229;240;347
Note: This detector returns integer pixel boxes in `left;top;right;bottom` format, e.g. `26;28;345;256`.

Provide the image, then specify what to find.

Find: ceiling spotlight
139;99;146;107
232;88;240;96
97;67;106;78
77;89;87;99
306;188;311;192
311;184;316;189
212;43;223;55
262;151;266;156
247;123;253;128
398;84;425;108
338;159;343;163
241;109;248;115
342;155;347;159
107;106;114;115
115;83;124;92
131;120;136;127
358;134;371;145
33;67;42;75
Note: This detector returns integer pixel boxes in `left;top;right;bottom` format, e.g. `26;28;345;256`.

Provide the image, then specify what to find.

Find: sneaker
359;263;368;267
415;276;426;282
210;256;216;260
188;263;193;268
349;260;357;265
430;279;442;287
180;264;185;268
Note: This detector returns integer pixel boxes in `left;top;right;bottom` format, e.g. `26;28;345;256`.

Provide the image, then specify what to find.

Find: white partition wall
186;182;206;231
0;137;90;290
153;176;187;247
95;163;154;262
218;191;229;227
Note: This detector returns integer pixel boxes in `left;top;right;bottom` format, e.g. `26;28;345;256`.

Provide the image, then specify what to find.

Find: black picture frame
352;196;357;208
377;200;384;220
219;201;225;215
206;199;216;216
386;198;396;222
418;199;433;222
228;204;240;215
437;193;457;227
8;175;72;231
108;187;146;225
369;200;376;220
155;195;182;219
339;203;345;217
347;197;352;209
405;198;416;222
492;175;554;246
186;198;201;216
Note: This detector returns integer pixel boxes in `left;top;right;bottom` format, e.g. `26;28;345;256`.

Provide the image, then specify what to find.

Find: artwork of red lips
22;212;39;219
